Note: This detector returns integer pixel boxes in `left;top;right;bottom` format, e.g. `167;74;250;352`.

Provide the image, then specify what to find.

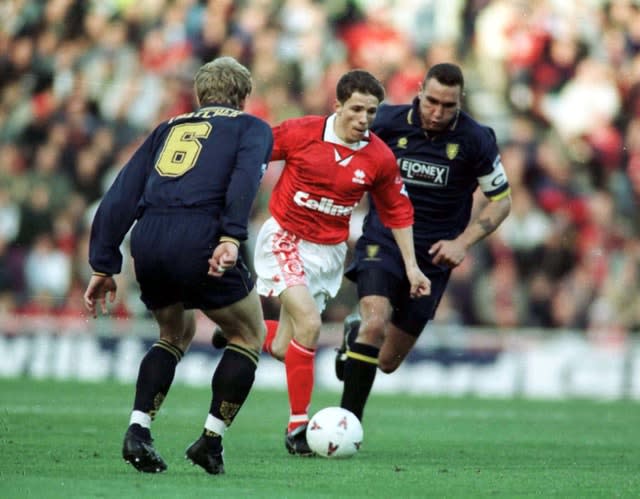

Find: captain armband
478;156;509;197
219;236;240;247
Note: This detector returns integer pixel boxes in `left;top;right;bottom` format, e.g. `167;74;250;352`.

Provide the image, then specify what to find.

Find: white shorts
253;217;347;312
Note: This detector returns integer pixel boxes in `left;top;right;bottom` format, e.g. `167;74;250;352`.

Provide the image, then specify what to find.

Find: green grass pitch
0;377;638;498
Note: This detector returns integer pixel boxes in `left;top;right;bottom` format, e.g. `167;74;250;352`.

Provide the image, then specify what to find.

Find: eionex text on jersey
293;191;356;216
398;158;449;186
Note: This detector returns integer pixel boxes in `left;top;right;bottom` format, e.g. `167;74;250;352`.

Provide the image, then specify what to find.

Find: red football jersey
269;115;414;244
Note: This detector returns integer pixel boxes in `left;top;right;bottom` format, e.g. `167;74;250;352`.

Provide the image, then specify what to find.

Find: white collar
324;114;370;151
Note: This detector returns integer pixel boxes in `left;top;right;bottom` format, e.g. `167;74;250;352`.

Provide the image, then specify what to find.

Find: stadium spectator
497;188;553;277
473;251;528;328
83;56;273;475
0;186;20;245
14;184;55;250
28;142;73;212
337;1;410;81
23;231;71;307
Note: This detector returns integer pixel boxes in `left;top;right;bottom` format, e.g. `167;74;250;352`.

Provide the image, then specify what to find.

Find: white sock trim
130;410;151;428
205;414;227;436
289;414;309;424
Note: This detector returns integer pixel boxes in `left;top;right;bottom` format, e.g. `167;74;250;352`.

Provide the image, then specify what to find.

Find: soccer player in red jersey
254;70;430;455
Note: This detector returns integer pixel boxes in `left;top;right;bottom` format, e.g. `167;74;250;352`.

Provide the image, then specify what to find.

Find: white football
306;407;363;458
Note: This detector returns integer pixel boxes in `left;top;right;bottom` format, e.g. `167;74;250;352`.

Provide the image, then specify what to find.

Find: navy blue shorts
345;239;450;337
130;211;254;311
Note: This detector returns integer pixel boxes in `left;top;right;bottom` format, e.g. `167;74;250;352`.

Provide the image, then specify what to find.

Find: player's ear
334;99;342;114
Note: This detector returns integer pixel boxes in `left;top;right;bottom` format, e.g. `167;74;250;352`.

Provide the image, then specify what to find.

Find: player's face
334;91;380;143
418;78;461;132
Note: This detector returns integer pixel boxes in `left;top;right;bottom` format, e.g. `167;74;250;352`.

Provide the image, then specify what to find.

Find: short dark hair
336;69;385;104
423;63;464;91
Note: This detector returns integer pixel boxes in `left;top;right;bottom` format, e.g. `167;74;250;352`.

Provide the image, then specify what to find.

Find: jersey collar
324;114;370;151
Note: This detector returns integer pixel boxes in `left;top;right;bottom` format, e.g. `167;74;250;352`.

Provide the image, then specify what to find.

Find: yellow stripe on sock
154;340;183;362
156;339;183;359
227;343;260;366
346;350;378;365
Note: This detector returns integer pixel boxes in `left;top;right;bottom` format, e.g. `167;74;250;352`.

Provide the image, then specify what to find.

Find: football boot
185;435;225;475
285;424;315;457
122;428;167;473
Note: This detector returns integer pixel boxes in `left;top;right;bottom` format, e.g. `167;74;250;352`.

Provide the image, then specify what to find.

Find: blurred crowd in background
1;0;639;336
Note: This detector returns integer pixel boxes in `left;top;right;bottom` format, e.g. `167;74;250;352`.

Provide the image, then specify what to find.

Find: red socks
261;319;279;354
261;320;315;432
284;338;315;432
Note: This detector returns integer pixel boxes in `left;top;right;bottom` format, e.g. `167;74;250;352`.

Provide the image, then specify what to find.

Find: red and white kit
254;114;414;309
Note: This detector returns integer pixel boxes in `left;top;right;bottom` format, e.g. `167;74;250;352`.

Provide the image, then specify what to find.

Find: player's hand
84;274;117;318
208;241;239;277
406;264;431;298
428;239;466;268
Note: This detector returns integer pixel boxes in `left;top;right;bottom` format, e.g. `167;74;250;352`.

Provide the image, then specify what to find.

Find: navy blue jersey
362;98;510;249
89;105;273;275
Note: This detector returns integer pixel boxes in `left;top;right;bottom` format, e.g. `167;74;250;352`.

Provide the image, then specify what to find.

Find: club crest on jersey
446;143;459;160
365;244;380;260
397;137;408;149
334;147;354;167
352;169;366;184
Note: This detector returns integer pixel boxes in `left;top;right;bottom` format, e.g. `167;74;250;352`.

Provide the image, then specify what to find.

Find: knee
224;321;264;352
270;346;286;361
293;314;322;346
243;331;264;353
306;314;323;335
161;318;196;351
358;317;386;346
377;356;401;374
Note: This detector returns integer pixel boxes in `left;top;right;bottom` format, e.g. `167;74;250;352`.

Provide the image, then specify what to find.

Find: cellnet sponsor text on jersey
293;191;356;216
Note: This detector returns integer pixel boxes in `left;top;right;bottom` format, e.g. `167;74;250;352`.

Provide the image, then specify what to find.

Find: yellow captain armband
219;236;240;247
92;271;112;277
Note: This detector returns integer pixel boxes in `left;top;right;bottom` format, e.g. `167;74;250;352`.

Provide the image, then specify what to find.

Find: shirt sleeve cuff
219;236;240;247
92;271;112;277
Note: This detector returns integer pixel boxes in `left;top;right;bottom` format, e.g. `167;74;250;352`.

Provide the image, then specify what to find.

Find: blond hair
194;56;252;109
